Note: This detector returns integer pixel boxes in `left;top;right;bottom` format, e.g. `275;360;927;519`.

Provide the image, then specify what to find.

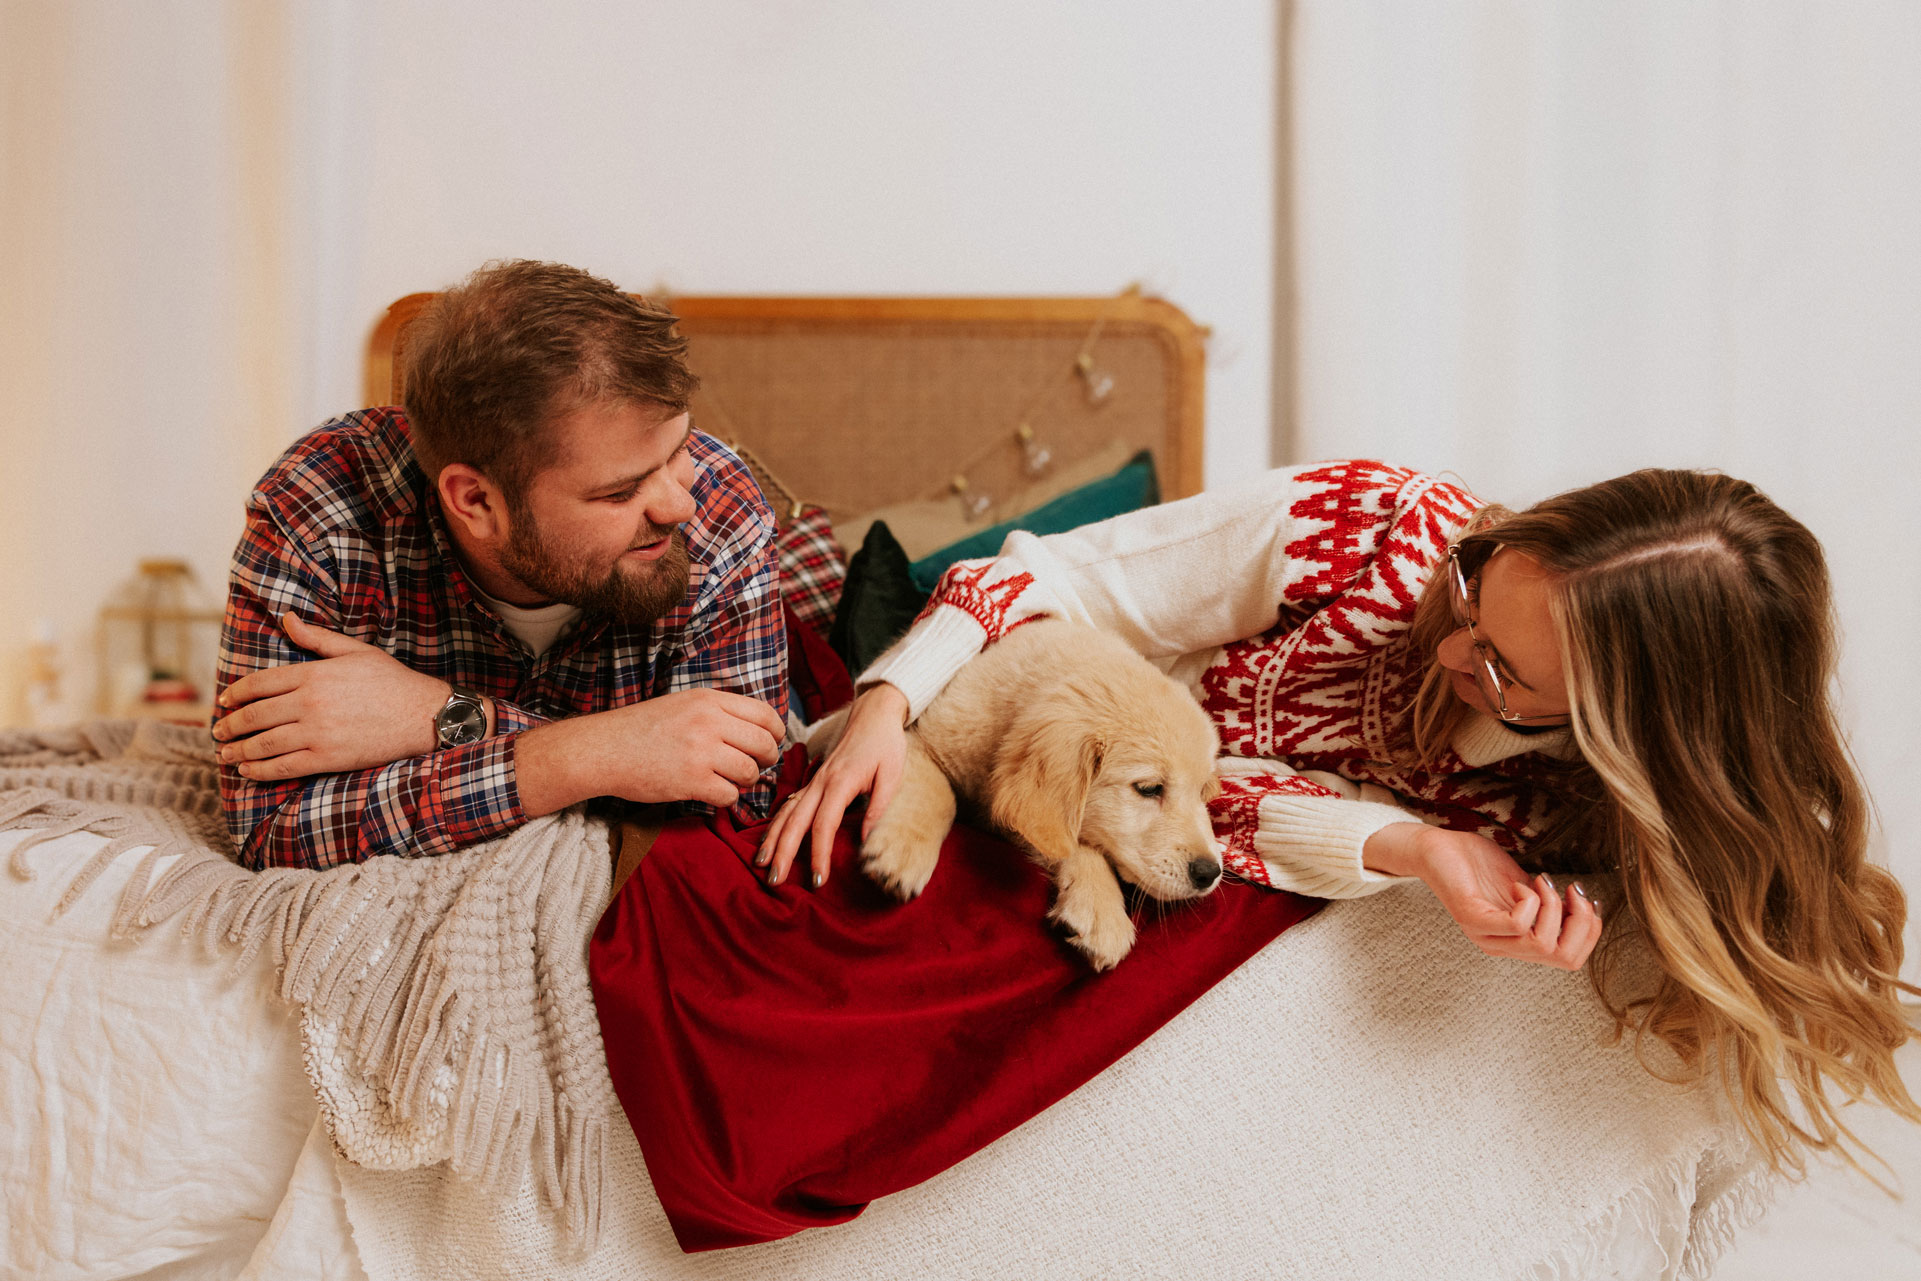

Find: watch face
438;699;487;746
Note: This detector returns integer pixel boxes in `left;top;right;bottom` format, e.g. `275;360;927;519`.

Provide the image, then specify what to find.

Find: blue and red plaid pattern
776;504;847;639
216;408;787;871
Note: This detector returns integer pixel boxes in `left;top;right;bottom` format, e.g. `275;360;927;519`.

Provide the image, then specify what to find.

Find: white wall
0;0;298;722
1287;0;1921;980
0;0;1278;718
299;0;1276;471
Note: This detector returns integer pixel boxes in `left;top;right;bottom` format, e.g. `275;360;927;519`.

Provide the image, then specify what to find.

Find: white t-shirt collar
474;588;583;659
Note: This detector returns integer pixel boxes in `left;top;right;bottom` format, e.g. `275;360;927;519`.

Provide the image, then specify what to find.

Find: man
211;260;788;872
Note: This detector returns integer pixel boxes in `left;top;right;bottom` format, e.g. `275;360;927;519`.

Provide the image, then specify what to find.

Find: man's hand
1364;822;1601;971
212;613;454;780
514;689;786;817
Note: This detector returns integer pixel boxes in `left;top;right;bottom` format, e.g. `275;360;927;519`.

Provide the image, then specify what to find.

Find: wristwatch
435;683;489;748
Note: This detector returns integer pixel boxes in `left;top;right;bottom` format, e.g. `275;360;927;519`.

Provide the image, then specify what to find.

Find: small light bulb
1016;423;1054;477
951;475;994;518
1075;353;1116;405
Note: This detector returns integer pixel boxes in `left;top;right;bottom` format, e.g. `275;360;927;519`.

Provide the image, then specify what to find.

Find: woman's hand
756;683;910;890
211;613;457;779
1365;822;1601;971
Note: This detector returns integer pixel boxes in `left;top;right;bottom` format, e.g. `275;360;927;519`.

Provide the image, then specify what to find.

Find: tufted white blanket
2;727;1775;1280
0;720;615;1253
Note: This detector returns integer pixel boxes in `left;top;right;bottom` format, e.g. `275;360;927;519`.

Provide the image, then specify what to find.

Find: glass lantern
96;559;223;725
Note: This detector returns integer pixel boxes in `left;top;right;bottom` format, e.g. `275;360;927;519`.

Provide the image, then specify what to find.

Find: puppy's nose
1187;856;1222;891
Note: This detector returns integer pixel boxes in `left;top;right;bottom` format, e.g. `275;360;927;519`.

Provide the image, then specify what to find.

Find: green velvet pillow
907;451;1160;593
828;521;931;677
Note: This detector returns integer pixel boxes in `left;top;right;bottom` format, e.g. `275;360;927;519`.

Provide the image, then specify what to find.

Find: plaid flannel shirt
216;408;787;871
775;504;847;639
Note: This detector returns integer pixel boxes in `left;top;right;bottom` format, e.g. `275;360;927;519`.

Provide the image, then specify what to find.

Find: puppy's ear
990;705;1105;864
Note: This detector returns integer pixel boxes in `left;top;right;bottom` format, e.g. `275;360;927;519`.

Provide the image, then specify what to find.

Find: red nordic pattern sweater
860;460;1577;897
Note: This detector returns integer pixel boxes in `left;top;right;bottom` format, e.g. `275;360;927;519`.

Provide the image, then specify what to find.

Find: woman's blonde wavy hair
1404;468;1918;1178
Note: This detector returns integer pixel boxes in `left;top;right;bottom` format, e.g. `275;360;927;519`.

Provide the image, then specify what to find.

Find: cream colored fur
811;620;1223;969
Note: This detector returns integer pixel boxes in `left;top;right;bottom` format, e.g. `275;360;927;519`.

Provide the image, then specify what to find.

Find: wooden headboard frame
366;293;1207;508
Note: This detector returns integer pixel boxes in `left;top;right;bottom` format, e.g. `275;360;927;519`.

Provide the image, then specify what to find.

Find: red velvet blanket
589;610;1321;1250
591;770;1320;1250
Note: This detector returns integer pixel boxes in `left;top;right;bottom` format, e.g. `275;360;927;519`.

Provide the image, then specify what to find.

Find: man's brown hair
401;259;698;497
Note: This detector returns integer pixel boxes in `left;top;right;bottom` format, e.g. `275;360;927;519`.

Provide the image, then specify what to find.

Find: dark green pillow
907;451;1160;593
828;521;931;677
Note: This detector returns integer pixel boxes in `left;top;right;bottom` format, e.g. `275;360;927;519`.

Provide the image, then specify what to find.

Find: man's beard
498;515;692;627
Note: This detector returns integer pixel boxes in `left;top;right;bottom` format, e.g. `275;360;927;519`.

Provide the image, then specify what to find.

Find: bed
2;293;1770;1281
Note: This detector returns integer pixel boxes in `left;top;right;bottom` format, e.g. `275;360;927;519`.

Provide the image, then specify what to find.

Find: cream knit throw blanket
0;719;616;1247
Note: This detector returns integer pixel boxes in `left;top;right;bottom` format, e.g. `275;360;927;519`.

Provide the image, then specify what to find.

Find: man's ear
989;705;1105;866
438;463;511;543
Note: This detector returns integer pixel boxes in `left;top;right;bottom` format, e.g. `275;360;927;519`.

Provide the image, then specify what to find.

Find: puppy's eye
1133;782;1164;799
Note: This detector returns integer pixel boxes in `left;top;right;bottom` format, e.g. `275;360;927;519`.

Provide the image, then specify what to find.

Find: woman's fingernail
1572;882;1589;900
755;850;771;867
1541;874;1559;895
813;869;826;889
766;867;782;886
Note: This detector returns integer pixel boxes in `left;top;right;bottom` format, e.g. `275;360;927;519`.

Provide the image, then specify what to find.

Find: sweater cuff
1251;792;1422;899
854;605;989;723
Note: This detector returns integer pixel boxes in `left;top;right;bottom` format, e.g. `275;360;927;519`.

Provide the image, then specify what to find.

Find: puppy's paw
1051;891;1137;971
859;827;943;901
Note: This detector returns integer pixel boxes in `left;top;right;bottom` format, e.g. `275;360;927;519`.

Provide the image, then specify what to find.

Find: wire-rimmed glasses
1445;547;1571;726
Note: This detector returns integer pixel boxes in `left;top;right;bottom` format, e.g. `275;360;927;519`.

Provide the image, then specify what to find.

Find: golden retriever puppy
809;619;1223;970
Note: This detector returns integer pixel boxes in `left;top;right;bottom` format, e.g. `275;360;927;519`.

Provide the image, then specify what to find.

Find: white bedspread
2;827;1771;1281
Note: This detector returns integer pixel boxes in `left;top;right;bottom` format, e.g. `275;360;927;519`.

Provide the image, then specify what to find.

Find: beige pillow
832;439;1139;561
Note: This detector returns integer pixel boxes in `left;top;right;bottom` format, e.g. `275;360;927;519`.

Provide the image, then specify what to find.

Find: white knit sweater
860;459;1578;897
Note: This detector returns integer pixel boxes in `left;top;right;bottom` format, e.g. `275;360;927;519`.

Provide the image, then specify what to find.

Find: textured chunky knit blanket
0;720;615;1245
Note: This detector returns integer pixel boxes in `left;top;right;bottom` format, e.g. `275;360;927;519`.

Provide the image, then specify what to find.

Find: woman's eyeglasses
1446;547;1571;727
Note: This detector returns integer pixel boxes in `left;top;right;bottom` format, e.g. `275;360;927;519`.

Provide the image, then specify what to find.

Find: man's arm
214;610;541;771
217;500;786;869
216;510;537;870
219;608;786;824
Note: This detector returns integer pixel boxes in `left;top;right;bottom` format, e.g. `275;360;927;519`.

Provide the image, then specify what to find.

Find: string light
1074;353;1116;405
935;286;1135;519
1016;422;1054;478
949;474;995;518
682;284;1140;526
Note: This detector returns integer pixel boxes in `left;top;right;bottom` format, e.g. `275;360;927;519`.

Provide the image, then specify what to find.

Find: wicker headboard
365;293;1207;512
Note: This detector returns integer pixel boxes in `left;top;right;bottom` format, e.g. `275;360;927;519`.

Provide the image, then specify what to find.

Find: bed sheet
0;829;359;1281
3;826;1767;1281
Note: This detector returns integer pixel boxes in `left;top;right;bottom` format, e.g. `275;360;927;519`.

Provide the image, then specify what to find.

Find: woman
761;458;1919;1176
